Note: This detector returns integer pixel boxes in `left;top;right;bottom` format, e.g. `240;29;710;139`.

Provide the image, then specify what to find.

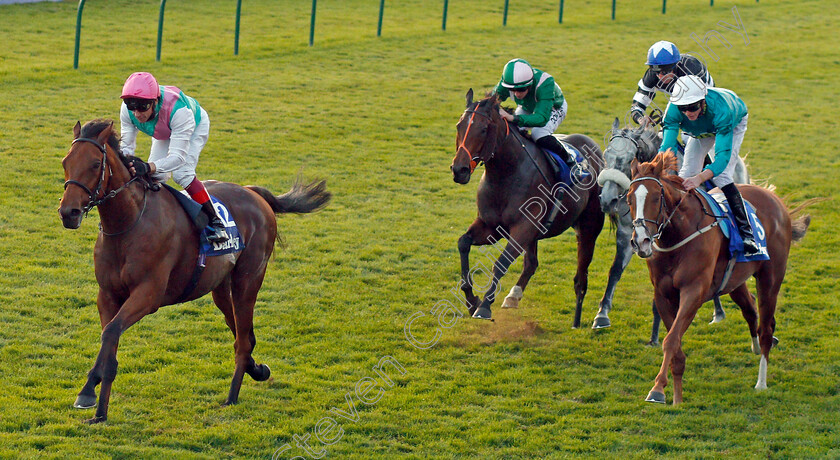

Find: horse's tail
786;197;827;243
247;177;331;215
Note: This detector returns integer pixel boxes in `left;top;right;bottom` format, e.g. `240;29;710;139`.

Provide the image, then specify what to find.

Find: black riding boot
200;200;229;243
536;135;587;182
721;183;760;257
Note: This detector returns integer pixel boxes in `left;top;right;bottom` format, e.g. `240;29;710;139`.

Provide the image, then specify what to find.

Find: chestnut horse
450;90;605;324
628;151;809;404
59;119;330;423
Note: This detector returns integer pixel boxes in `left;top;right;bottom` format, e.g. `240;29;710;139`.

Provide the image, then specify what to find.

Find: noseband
457;107;510;172
64;137;142;218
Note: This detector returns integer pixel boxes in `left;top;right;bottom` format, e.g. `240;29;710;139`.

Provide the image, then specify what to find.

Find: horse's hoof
84;415;107;424
645;390;666;404
472;307;492;320
249;364;271;382
73;394;97;409
646;340;660;347
501;297;519;309
592;316;611;329
709;313;725;324
221;399;239;407
772;336;779;347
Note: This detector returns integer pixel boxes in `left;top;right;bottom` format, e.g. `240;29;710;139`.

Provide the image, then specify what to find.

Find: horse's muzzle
59;206;83;229
631;227;653;258
451;165;471;184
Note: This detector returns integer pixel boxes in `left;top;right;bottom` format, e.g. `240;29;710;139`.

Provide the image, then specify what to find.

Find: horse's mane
80;119;132;170
636;150;684;190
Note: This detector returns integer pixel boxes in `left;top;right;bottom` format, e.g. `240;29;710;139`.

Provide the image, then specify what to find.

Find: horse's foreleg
502;240;538;309
457;232;479;315
74;289;121;412
646;292;676;404
593;216;633;329
458;220;494;316
79;291;157;423
472;239;525;320
664;287;704;405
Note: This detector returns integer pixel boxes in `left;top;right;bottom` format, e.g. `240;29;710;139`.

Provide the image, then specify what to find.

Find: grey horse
594;118;750;345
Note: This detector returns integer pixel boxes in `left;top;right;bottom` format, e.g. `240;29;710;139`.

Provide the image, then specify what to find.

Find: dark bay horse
450;90;605;325
628;151;809;404
59;119;330;423
595;118;749;343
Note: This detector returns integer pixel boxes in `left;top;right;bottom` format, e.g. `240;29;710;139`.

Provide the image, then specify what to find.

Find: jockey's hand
683;170;714;191
128;157;154;177
498;108;514;122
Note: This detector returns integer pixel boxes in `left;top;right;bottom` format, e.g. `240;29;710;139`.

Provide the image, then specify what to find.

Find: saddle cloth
695;188;770;262
161;183;245;256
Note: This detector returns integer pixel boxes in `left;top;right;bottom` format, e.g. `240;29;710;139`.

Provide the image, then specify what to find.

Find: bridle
456;106;510;173
630;175;724;252
629;176;687;240
63;137;145;235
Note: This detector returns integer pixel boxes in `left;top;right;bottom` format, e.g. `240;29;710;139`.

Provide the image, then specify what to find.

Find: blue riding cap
646;41;680;66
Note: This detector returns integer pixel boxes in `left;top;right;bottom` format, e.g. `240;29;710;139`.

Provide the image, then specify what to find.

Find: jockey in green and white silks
659;75;759;256
494;58;580;175
119;71;228;243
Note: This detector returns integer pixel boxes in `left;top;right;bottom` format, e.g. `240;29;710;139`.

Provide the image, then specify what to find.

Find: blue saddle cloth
161;184;245;257
695;188;770;262
544;140;588;185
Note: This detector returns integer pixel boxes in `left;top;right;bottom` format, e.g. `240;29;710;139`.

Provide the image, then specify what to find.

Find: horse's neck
484;130;536;182
662;184;708;241
97;151;146;233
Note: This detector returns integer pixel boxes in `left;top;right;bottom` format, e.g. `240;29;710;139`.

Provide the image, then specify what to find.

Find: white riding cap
670;75;707;106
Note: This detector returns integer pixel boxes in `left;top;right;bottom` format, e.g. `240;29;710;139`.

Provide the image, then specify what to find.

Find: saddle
161;183;245;256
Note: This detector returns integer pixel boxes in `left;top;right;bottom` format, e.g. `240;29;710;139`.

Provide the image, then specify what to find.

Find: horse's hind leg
753;268;782;390
224;262;271;406
212;277;237;339
728;283;759;352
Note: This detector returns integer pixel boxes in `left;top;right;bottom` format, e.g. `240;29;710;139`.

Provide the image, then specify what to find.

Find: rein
64;136;146;235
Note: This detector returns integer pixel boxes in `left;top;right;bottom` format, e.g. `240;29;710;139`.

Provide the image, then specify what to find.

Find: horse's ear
466;88;474;107
612;117;620;131
73;121;81;140
96;121;114;145
630;158;640;178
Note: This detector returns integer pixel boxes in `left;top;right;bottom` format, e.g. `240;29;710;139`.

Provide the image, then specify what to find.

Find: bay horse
595;118;750;342
628;151;809;404
450;90;605;325
59;119;330;423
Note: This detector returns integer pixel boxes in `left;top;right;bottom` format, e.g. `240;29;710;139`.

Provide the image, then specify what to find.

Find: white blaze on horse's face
632;184;654;257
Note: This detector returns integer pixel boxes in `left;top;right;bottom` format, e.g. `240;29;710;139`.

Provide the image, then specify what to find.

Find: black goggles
125;99;155;112
678;101;703;113
651;64;676;74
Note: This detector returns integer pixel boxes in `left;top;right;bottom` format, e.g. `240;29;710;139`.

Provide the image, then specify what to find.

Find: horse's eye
91;161;101;170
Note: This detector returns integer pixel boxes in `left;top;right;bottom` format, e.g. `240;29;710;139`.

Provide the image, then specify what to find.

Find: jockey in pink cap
119;72;228;243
